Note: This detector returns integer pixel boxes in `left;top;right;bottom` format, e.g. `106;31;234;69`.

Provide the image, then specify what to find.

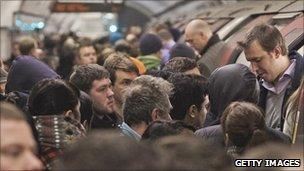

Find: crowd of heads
0;18;303;171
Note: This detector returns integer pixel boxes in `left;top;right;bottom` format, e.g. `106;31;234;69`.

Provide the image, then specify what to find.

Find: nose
186;42;194;48
107;87;114;98
169;101;173;111
250;62;258;75
24;152;44;170
90;54;97;63
167;114;172;121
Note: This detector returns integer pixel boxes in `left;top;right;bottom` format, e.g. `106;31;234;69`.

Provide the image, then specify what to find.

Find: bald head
185;19;213;52
186;19;212;37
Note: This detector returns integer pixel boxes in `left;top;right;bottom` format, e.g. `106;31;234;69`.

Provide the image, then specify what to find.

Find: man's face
185;28;207;53
199;96;209;125
0;120;43;170
244;40;280;83
89;78;114;115
153;95;172;121
0;83;6;94
113;70;138;104
191;95;209;129
78;46;97;65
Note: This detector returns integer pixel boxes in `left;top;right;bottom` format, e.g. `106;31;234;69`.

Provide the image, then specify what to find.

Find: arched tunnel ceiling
1;0;184;35
19;0;184;17
1;0;184;27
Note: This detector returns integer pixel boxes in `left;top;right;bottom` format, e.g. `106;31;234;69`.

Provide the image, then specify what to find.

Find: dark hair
5;91;29;112
163;57;197;73
238;23;288;55
242;143;301;170
19;36;36;55
221;102;268;150
169;43;196;59
43;34;57;53
156;135;232;171
69;64;110;93
147;70;174;80
28;78;80;116
79;91;93;124
142;120;194;141
103;53;139;84
54;131;162;170
114;39;131;55
168;74;208;120
139;33;163;55
56;38;77;80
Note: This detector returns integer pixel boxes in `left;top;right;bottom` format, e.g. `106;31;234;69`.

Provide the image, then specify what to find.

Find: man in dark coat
70;64;119;130
238;23;304;131
185;19;231;77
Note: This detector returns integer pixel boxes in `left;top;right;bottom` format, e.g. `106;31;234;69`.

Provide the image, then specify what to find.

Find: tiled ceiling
19;0;53;18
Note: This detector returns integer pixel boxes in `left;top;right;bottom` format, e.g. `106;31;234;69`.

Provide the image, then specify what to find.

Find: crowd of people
0;18;303;170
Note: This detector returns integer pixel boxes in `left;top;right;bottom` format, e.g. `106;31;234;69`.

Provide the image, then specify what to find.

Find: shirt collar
282;59;296;79
262;59;296;94
119;122;141;141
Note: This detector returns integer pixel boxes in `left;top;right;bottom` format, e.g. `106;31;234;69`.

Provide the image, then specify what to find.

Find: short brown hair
54;131;161;170
221;102;268;149
238;23;288;55
19;36;37;55
103;53;139;84
70;64;110;93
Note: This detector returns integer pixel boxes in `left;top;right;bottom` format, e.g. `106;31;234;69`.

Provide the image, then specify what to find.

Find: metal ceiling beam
153;0;188;18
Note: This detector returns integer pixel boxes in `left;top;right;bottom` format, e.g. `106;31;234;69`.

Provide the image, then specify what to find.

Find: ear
225;133;229;145
198;31;205;38
151;108;160;121
273;45;282;59
30;48;37;57
0;84;5;93
64;110;74;119
156;51;162;59
188;105;198;118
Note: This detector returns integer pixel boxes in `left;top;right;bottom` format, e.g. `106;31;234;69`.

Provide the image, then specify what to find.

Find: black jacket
90;112;121;130
197;34;231;78
259;51;303;131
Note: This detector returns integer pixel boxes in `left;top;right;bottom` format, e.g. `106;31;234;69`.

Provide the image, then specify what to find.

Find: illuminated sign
13;11;46;31
51;1;124;13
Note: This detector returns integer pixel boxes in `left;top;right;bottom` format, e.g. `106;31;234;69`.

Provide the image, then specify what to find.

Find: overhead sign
51;1;124;13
